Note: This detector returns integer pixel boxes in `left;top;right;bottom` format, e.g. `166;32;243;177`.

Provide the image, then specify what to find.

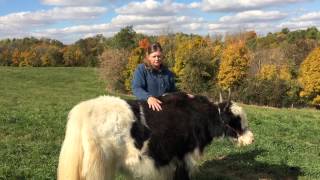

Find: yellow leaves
217;41;250;90
258;64;277;80
173;39;189;76
298;47;320;104
124;47;145;92
312;95;320;104
257;64;292;81
279;65;292;81
173;36;211;77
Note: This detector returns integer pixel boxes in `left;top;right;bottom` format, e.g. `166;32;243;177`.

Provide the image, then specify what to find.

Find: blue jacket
132;64;176;100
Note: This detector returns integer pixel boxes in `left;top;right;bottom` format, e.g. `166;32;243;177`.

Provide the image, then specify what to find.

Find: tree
254;64;299;107
99;49;129;93
20;49;39;66
178;46;215;93
257;64;278;80
306;27;318;40
173;36;216;93
40;46;64;66
157;34;176;68
299;47;320;105
11;48;21;66
281;28;290;34
0;48;11;65
217;41;250;90
111;26;136;50
173;35;205;77
74;34;105;66
237;77;291;107
63;46;86;66
123;47;145;92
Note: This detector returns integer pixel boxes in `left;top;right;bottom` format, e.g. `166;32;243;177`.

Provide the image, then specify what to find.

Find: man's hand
147;96;162;111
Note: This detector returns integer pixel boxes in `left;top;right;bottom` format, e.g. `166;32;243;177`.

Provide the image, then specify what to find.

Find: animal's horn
227;88;231;101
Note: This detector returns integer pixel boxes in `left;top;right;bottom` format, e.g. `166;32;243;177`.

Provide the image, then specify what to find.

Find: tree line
1;26;320;108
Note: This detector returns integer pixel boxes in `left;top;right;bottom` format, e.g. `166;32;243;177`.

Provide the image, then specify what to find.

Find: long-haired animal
57;92;254;180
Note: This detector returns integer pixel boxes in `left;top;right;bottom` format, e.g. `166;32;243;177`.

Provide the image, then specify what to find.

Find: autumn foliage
2;26;320;108
299;47;320;105
217;40;250;90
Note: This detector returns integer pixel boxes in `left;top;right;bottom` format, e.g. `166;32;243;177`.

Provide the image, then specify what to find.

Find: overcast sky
1;0;320;44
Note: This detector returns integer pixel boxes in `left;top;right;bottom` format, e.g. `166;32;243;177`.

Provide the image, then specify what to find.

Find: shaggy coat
57;92;254;180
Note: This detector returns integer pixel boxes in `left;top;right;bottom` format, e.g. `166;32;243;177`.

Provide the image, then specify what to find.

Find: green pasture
0;67;319;180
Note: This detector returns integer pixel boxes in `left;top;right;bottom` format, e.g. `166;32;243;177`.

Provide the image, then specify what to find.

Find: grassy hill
0;67;319;179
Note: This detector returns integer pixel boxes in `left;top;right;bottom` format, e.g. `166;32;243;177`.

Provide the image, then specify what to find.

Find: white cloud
194;0;311;12
0;7;107;27
30;23;117;43
115;0;188;16
111;15;206;34
208;22;276;34
111;15;173;25
0;6;108;43
41;0;103;6
1;0;317;44
219;10;287;23
278;11;320;30
206;10;287;34
111;0;204;35
292;11;320;22
278;21;317;30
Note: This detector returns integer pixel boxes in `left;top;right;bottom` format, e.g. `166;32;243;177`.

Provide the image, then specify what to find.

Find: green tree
281;28;290;34
178;47;215;93
173;36;216;93
111;26;136;50
74;34;105;66
306;27;318;40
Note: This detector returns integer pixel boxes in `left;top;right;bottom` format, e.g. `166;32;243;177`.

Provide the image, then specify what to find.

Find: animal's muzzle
237;130;254;146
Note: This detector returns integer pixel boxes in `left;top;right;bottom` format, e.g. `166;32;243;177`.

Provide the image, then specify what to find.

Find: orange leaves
138;38;150;50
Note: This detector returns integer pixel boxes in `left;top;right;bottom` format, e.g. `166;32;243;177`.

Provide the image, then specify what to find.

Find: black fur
127;101;151;150
127;92;246;179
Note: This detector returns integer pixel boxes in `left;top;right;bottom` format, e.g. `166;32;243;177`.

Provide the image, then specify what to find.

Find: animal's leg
81;133;116;180
173;162;190;180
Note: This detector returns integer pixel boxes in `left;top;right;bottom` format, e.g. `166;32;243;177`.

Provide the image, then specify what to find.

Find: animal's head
217;101;254;146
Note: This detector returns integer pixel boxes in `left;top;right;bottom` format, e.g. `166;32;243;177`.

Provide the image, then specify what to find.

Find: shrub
99;49;129;93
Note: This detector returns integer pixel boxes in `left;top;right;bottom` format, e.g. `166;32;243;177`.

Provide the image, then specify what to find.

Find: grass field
0;67;319;180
